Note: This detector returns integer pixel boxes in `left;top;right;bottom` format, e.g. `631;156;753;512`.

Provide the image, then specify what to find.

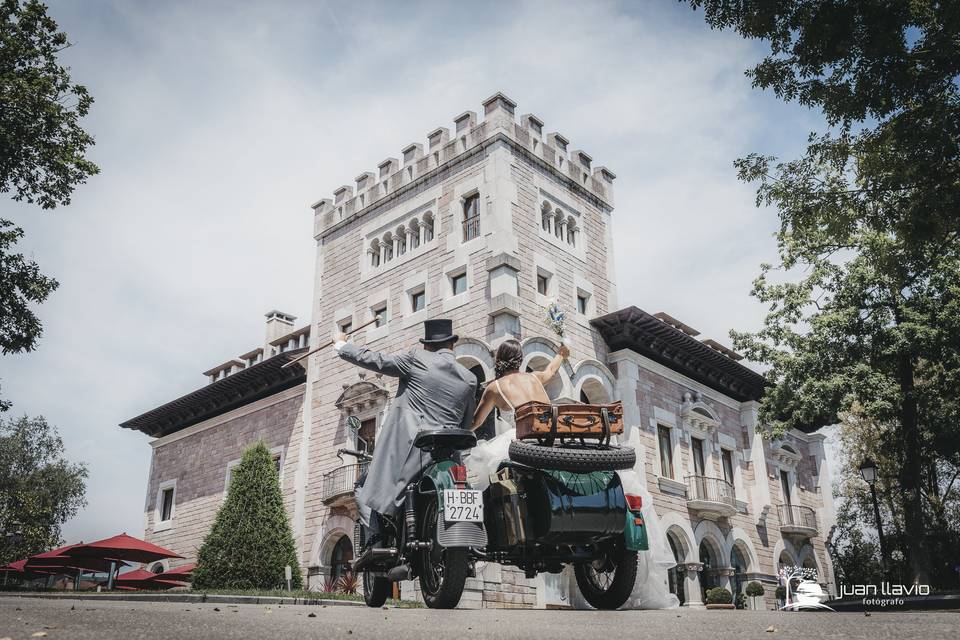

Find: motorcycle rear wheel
417;497;469;609
363;570;390;608
574;546;638;610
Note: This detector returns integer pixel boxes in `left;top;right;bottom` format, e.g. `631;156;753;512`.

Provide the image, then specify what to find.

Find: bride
465;339;568;488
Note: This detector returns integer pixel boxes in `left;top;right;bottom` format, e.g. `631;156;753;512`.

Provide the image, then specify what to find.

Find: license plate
442;489;483;523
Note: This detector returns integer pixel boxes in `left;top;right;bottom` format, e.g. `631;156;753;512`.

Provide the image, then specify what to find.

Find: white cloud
0;0;824;543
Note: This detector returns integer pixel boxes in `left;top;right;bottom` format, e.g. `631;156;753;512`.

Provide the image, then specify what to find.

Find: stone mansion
122;92;836;609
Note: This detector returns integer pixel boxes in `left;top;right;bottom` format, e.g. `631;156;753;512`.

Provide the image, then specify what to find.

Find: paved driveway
1;596;957;639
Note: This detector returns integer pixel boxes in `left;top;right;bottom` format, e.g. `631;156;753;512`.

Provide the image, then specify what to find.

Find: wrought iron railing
685;475;736;506
462;216;480;242
321;463;367;503
778;504;818;531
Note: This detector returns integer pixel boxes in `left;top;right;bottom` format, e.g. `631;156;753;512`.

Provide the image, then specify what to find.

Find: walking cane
281;317;379;369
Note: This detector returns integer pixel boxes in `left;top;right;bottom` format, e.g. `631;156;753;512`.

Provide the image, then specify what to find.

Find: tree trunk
897;353;932;584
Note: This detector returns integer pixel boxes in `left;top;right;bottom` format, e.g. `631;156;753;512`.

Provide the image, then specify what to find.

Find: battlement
310;92;616;238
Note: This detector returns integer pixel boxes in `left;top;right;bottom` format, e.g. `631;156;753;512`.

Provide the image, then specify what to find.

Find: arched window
578;377;611;404
469;364;496;441
667;533;686;606
541;202;552;233
396;225;407;256
730;545;748;605
566;217;577;246
382;232;394;262
554;211;564;238
423;213;435;242
408;220;420;249
370;239;381;267
329;535;353;581
699;540;718;602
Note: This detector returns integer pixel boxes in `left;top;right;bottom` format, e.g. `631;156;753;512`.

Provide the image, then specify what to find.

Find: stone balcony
321;463;367;508
685;475;737;520
778;504;819;540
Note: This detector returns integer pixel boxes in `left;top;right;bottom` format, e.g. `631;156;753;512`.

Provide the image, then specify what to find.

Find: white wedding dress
464;379;517;492
463;383;680;610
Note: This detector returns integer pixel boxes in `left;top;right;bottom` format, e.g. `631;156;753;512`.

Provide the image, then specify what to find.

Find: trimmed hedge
775;585;787;600
192;442;302;590
745;581;765;597
705;587;733;605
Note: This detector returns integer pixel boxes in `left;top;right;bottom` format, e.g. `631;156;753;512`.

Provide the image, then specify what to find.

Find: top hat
420;318;458;345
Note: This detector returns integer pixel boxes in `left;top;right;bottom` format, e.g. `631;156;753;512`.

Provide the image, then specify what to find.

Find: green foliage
192;442;301;590
705;587;732;605
1;0;99;210
684;0;960;586
0;414;87;564
775;585;786;601
0;220;58;356
0;0;98;394
734;591;746;609
745;581;764;597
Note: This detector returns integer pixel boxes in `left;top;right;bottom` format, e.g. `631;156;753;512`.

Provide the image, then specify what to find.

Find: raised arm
532;344;570;386
337;341;414;378
470;384;498;431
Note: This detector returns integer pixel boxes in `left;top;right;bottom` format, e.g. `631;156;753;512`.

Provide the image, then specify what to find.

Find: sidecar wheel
363;570;390;608
417;497;468;609
574;546;638;610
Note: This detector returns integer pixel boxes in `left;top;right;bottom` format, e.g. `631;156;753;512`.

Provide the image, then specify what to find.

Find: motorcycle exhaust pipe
386;564;413;582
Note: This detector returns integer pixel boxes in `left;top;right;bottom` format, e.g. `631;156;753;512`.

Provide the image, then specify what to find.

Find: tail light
625;494;643;512
449;465;467;487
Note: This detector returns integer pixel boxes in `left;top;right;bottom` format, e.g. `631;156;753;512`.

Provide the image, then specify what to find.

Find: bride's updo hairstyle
494;339;524;378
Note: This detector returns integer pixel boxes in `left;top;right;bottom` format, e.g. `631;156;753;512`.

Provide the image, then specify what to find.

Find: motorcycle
340;419;648;610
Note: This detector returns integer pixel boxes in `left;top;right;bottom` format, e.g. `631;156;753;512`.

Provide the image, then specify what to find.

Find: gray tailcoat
338;343;477;518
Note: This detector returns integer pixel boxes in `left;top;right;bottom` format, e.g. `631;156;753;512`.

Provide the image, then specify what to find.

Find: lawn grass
186;589;424;608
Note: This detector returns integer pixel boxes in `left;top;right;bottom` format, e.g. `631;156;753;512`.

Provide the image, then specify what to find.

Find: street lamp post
859;457;888;577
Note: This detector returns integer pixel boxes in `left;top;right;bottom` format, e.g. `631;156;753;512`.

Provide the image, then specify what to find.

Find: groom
334;318;477;546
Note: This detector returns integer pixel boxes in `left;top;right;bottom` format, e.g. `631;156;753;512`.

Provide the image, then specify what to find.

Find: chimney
265;310;296;352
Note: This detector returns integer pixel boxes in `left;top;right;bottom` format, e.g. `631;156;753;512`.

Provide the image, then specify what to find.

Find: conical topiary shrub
192;441;302;589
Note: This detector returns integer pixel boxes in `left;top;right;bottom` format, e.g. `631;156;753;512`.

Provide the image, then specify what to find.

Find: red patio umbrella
151;579;189;588
64;534;181;589
26;544;126;575
115;568;177;590
1;559;27;585
151;562;195;583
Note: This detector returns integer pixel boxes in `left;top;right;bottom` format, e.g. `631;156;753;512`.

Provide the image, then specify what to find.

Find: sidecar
481;461;648;610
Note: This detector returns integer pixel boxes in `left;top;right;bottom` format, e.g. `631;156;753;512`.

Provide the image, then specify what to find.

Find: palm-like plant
337;571;360;595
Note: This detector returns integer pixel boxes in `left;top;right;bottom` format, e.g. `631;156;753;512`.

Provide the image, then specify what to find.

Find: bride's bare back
470;346;568;428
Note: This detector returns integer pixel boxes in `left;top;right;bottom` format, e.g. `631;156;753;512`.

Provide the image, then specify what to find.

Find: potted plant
705;587;734;610
735;592;746;609
745;581;765;610
775;585;787;608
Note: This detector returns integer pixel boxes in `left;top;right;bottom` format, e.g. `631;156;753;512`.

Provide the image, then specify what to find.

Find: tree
0;0;99;401
192;442;302;590
0;414;88;564
685;0;960;586
1;0;98;210
0;220;58;356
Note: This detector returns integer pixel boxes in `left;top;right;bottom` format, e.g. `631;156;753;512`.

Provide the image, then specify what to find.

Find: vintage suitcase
515;400;624;444
483;467;529;548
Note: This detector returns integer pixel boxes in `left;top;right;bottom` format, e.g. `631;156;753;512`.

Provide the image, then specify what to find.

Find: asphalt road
1;596;958;640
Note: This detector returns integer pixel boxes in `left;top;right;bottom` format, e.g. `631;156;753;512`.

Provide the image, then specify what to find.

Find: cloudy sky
1;0;828;543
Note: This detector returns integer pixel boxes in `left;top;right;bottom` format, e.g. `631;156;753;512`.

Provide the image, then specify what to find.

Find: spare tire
508;440;636;472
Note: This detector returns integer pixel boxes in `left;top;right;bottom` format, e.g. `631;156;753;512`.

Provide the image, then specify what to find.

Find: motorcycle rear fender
419;460;488;549
624;510;649;551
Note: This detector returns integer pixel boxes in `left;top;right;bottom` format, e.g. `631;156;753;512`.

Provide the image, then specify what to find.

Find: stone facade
130;92;835;609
